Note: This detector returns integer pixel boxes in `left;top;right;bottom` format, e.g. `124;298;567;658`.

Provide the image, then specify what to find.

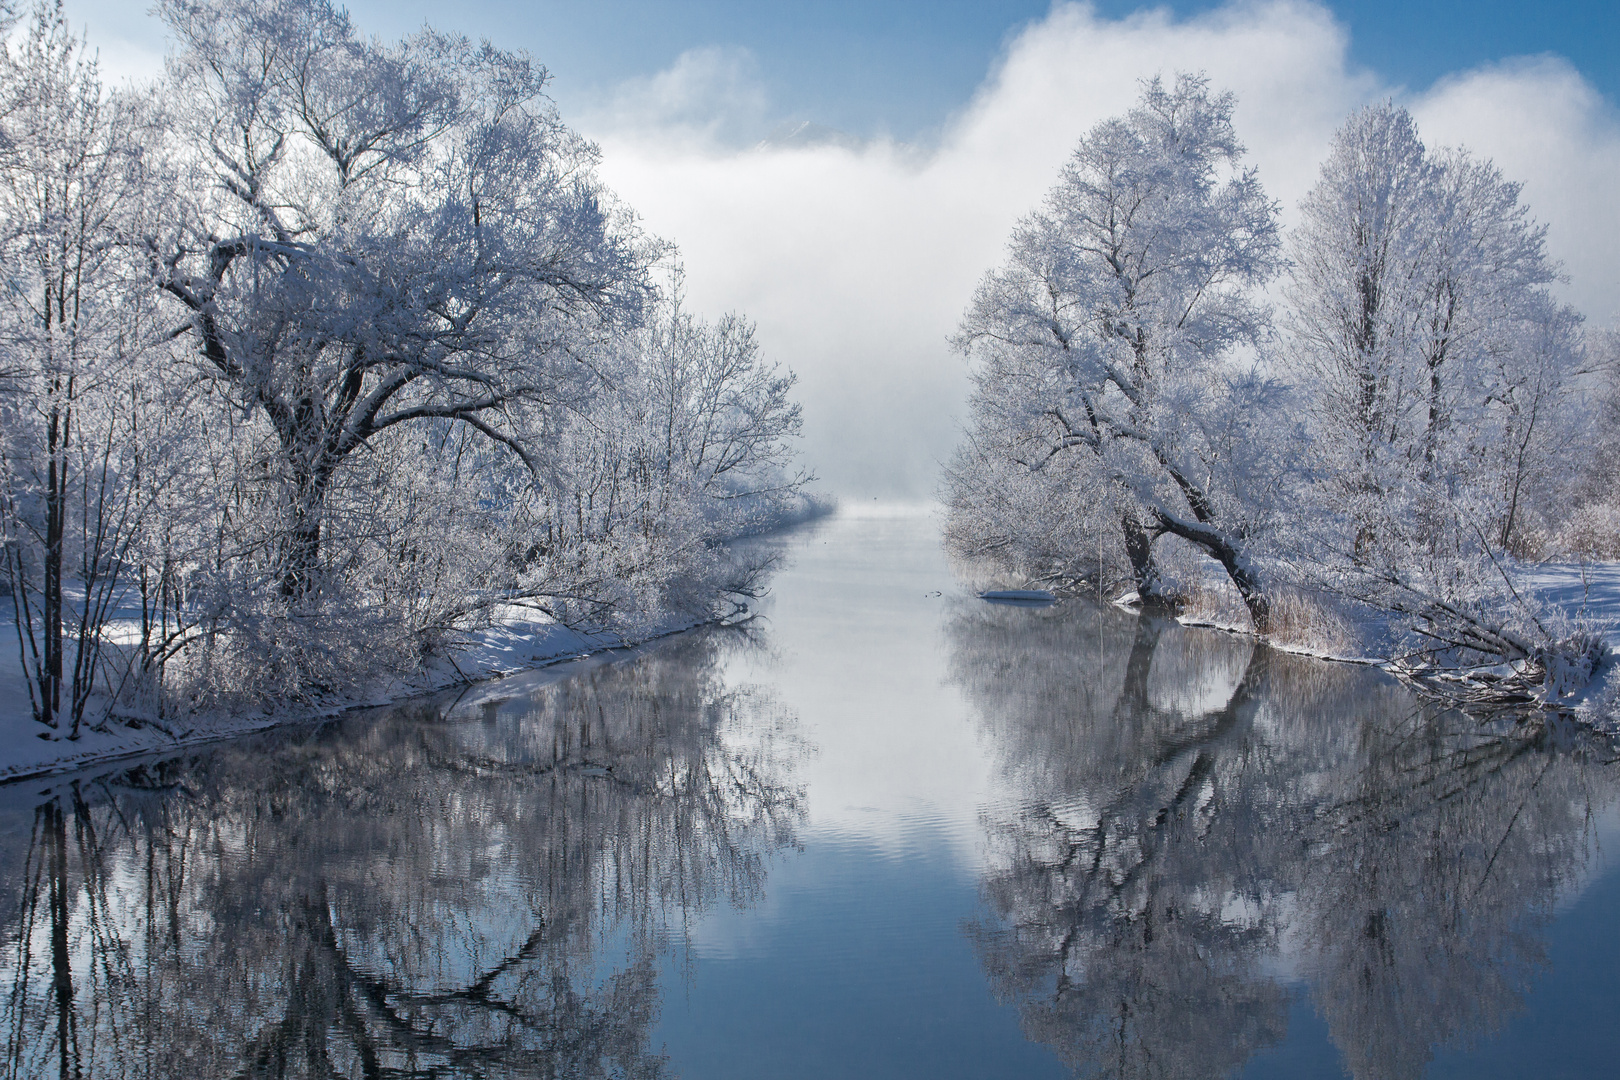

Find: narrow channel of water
2;506;1618;1078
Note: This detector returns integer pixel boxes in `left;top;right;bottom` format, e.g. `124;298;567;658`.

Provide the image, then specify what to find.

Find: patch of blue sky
64;2;1619;141
365;0;1618;141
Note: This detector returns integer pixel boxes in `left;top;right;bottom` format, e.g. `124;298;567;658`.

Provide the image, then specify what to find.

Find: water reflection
0;630;803;1079
951;601;1618;1080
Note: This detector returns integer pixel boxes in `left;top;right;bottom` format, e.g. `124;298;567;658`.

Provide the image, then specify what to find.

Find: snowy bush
1554;503;1620;560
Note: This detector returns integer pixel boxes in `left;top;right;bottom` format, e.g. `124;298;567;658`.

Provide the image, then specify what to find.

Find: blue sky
75;1;1618;140
319;1;1620;140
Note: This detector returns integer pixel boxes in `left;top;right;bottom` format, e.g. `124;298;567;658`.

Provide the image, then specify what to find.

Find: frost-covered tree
1558;327;1620;557
515;286;808;633
1287;103;1595;695
0;0;815;727
153;0;657;599
942;335;1133;593
0;2;180;737
1289;104;1581;551
950;74;1284;630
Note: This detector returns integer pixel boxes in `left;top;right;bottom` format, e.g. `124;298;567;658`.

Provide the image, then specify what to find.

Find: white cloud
1410;56;1620;323
575;45;772;149
584;1;1620;498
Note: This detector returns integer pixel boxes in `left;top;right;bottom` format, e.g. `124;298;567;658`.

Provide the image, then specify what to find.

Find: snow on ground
1172;560;1620;659
1520;561;1620;650
1520;561;1620;725
0;604;701;785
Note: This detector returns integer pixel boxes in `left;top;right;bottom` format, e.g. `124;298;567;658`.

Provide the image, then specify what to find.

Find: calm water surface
4;507;1620;1079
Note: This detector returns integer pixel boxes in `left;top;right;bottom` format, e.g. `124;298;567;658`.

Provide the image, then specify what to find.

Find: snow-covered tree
942;335;1133;593
0;3;178;737
0;0;815;726
153;0;657;600
1286;103;1595;695
950;74;1284;629
512;285;809;634
1558;327;1620;557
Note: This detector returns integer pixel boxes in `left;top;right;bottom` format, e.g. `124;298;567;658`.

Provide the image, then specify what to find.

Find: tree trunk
281;503;324;599
1122;514;1176;614
280;468;329;600
1151;511;1271;636
42;398;66;731
1210;545;1271;637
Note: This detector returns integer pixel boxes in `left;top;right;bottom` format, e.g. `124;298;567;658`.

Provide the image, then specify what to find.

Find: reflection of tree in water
0;629;803;1079
951;601;1617;1080
1292;691;1591;1080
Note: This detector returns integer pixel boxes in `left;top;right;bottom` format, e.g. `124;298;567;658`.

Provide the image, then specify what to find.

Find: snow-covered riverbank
11;554;1618;784
1169;563;1620;649
0;498;835;785
1166;559;1620;722
1524;561;1620;726
0;608;703;784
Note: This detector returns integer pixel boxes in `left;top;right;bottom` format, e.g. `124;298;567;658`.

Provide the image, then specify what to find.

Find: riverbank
0;608;707;785
1159;559;1620;724
0;499;838;784
11;528;1614;781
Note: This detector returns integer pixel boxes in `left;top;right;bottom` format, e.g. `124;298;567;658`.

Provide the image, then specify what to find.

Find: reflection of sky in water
3;506;1620;1078
658;827;1067;1079
662;508;1620;1079
721;505;999;856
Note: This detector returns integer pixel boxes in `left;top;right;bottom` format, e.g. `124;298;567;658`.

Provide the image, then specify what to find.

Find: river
3;506;1619;1079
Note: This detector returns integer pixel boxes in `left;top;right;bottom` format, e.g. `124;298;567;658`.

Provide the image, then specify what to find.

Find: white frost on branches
1286;103;1596;702
948;82;1609;712
0;0;817;736
948;74;1287;631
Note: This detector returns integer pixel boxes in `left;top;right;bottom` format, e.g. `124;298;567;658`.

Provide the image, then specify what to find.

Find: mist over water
4;507;1620;1078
